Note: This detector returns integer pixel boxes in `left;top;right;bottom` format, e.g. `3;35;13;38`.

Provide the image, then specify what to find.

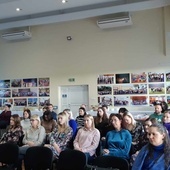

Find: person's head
108;113;115;125
97;107;107;118
57;112;68;127
48;104;54;112
123;112;136;126
23;109;31;119
42;106;48;113
63;109;74;120
30;114;41;128
147;123;167;146
118;107;128;116
4;104;11;111
143;118;153;132
102;105;108;112
163;109;170;124
79;107;86;116
161;101;168;113
84;114;95;130
110;114;123;130
10;114;21;127
154;104;162;115
42;110;53;121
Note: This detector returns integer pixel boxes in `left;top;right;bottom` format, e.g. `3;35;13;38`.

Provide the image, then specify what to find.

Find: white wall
0;8;170;112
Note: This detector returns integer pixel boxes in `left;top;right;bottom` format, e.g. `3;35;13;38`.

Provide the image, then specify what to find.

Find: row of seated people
0;108;170;170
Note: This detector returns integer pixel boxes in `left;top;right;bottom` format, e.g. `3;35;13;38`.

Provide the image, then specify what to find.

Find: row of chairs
0;143;130;170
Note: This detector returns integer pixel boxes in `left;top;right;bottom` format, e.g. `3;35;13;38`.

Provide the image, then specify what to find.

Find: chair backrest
92;156;129;170
57;149;86;170
0;143;19;165
24;146;53;170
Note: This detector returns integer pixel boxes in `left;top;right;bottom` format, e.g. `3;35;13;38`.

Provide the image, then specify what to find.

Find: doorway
59;85;89;118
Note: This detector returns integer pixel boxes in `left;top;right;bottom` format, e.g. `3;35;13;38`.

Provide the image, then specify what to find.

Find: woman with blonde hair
74;114;100;163
17;114;46;170
123;112;144;154
45;112;73;158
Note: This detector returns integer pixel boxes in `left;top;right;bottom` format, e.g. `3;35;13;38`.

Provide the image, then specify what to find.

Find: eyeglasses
30;119;36;122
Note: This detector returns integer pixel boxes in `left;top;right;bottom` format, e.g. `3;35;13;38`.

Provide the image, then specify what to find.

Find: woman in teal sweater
103;114;132;159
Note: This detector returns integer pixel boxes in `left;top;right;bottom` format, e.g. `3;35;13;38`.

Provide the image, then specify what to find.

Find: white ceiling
0;0;170;30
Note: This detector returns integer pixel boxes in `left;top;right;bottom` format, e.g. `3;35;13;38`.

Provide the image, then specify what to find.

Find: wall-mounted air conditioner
97;13;132;29
1;30;32;41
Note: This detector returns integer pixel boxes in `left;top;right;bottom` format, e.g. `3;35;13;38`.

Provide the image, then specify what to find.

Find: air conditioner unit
97;14;132;29
1;30;32;41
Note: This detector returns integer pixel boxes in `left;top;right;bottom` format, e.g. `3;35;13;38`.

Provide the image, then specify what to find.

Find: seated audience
123;112;144;154
0;114;23;144
132;123;170;170
74;114;100;162
76;107;87;129
20;109;31;134
45;112;73;158
163;109;170;137
103;114;132;159
0;104;11;129
41;110;57;144
149;103;163;123
94;107;109;137
63;109;77;138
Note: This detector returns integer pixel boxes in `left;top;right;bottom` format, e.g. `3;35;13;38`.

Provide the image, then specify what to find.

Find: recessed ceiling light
62;0;67;3
16;8;22;11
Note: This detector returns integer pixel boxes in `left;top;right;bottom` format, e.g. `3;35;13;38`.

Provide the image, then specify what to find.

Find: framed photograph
114;96;129;106
167;96;170;107
0;80;10;88
39;78;50;87
166;72;170;82
12;88;37;97
11;79;22;87
28;98;38;107
39;88;50;97
166;83;170;94
0;89;11;98
3;98;13;105
14;98;27;106
97;74;114;84
39;98;50;106
130;96;148;106
0;99;2;107
149;96;166;106
149;83;165;95
115;73;130;84
113;84;147;95
98;96;113;106
131;72;147;83
97;86;112;95
22;78;37;87
148;72;164;82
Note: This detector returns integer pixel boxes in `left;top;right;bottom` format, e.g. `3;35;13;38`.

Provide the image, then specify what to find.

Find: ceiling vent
97;13;132;29
1;30;32;41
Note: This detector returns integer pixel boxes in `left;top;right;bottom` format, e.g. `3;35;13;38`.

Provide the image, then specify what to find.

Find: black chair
56;149;86;170
24;146;53;170
92;156;130;170
0;143;19;170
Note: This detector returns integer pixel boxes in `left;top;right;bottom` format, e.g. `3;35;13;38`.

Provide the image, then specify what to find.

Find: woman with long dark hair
132;123;170;170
